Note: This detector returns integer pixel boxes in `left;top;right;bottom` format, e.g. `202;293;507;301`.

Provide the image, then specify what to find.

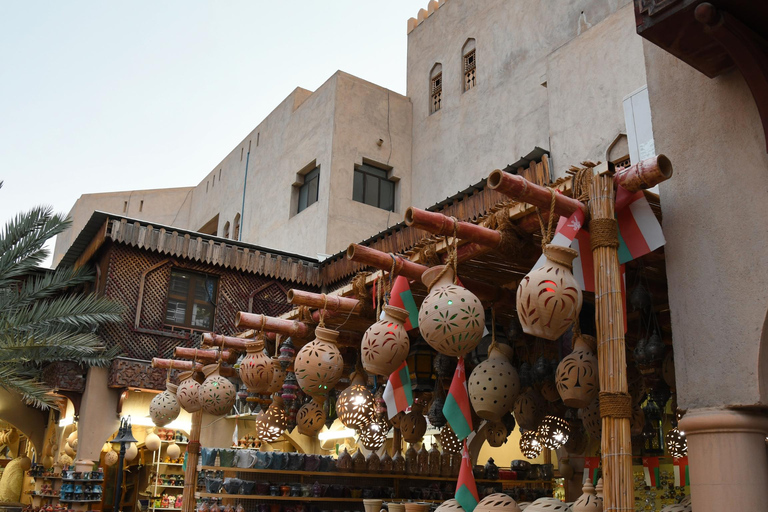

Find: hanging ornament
390;411;405;429
278;337;296;369
556;333;599;408
519;430;542;459
239;338;274;393
359;420;389;450
468;343;520;419
296;397;326;437
281;371;299;403
362;305;411;377
536;415;571;449
64;443;75;458
400;401;427;443
427;379;447;428
294;327;344;397
581;396;602;440
513;389;546;430
665;427;687;458
645;332;665;362
267;357;286;394
254;394;287;443
336;370;376;430
418;264;484;357
662;351;676;391
516;244;583;340
629;283;652;312
485;420;509;447
150;382;181;427
199;364;237;416
438;424;462;454
145;432;161;452
67;430;78;445
166;442;181;459
176;370;202;413
104;451;118;467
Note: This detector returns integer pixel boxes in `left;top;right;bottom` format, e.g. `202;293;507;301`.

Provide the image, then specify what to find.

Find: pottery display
352;449;366;472
362;305;411;376
363;499;383;512
294;327;344;397
336;447;352;471
199;364;237;416
475;493;522;512
516;244;583;340
513;389;546;430
239;339;274;393
400;402;427;443
379;449;393;473
366;451;380;472
392;446;406;474
468;343;520;419
556;334;599;408
149;382;181;426
336;371;376;429
176;371;202;413
573;481;602;512
417;265;485;357
296;397;326;437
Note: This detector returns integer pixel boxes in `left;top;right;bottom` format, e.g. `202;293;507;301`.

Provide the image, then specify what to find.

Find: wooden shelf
63;479;105;483
151;508;183;510
28;475;63;480
61;500;101;503
162;441;189;445
155;485;185;489
159;463;184;466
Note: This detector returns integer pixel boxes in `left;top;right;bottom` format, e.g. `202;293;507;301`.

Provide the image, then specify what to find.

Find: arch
223;221;230;239
462;38;477;92
430;63;443;114
233;213;241;241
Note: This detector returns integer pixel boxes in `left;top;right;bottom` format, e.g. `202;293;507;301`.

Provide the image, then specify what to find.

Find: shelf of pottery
148;429;189;512
26;465;105;511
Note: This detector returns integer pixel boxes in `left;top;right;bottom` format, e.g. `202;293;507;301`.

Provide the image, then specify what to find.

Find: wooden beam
235;312;311;338
201;333;250;351
173;346;238;364
287;289;362;314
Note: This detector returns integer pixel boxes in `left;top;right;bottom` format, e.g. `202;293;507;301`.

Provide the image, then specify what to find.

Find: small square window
353;163;395;211
297;167;320;214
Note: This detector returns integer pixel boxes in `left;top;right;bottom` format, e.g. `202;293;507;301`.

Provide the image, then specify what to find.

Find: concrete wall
53;187;193;266
406;0;641;208
643;41;768;409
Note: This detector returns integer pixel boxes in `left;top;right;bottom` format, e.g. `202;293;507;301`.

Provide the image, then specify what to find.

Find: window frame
297;166;320;214
353;163;396;211
163;268;219;331
431;72;443;114
463;48;476;92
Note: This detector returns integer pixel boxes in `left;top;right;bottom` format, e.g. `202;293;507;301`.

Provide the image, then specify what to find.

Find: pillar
679;408;768;512
76;367;120;463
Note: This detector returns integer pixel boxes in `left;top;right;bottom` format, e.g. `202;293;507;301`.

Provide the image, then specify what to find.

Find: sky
0;1;423;265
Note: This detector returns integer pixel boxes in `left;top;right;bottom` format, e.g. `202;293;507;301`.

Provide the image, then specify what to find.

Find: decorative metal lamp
358;420;389;450
336;370;376;429
520;429;542;459
111;417;138;512
254;394;287;443
407;336;435;393
536;415;571;449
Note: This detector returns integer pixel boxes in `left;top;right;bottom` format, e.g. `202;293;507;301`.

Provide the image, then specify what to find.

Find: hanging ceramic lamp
199;364;237;416
665;427;687;458
556;334;599;408
513;389;546;430
239;339;274;394
278;337;296;369
149;383;181;427
266;357;286;394
296;397;326;437
294;327;344;397
439;424;462;454
359;420;389;450
417;265;485;357
176;371;202;413
581;396;602;440
536;415;571;449
400;402;427;444
468;343;520;419
519;430;542;459
516;244;583;340
362;305;411;377
254;394;287;443
145;431;161;452
336;371;376;430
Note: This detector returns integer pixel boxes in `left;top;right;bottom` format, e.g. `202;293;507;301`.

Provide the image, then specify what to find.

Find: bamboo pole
613;155;673;192
487;170;589;219
235;312;311;337
201;333;250;351
151;358;237;378
287;289;362;314
405;207;502;248
589;173;633;512
173;346;238;364
182;409;202;512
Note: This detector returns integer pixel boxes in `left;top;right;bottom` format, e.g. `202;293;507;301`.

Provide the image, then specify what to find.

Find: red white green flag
383;361;413;419
616;187;665;264
673;456;690;487
443;357;473;440
583;456;600;484
455;441;479;512
388;276;419;330
643;457;661;487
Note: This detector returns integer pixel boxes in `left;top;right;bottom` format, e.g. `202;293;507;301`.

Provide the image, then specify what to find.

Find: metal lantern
359;420;389;450
520;429;542;459
536;415;570;449
278;337;296;369
665;427;687;458
254;394;287;443
336;371;376;429
439;424;462;454
407;336;436;392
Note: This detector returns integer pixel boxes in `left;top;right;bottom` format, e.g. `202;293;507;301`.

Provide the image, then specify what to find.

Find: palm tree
0;203;122;408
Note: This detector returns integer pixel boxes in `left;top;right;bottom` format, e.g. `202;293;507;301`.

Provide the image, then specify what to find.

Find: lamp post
111;417;138;512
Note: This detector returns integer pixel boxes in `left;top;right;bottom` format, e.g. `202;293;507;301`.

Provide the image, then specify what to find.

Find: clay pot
267;357;287;394
418;265;485;357
400;402;427;443
296;397;326;437
199;364;237;416
176;371;202;413
475;493;522;512
468;344;520;419
363;500;383;512
336;447;352;471
254;394;287;443
362;305;411;376
581;396;602;440
366;451;380;472
239;339;274;393
359;421;388;450
64;443;75;457
513;389;546;430
516;244;583;340
336;371;376;429
540;380;560;402
556;334;599;408
380;449;393;473
145;432;161;452
392;446;406;474
428;444;441;476
439;424;462;454
150;382;181;427
536;415;570;449
294;327;344;397
167;442;181;459
485;420;508;447
405;444;418;474
572;481;602;512
417;443;429;474
352;449;366;472
435;499;462;512
525;498;570;512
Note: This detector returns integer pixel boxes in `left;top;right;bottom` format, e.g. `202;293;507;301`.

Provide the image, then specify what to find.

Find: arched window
223;221;230;239
462;39;476;92
233;213;241;240
430;63;443;114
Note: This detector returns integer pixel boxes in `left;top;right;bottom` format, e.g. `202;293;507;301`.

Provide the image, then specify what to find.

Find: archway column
679;408;768;512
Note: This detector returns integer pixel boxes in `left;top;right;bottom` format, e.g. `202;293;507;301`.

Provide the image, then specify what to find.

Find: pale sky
0;1;422;265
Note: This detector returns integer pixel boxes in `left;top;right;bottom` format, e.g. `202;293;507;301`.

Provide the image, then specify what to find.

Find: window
430;63;443;114
462;39;476;92
233;213;241;240
223;221;230;239
353;163;395;211
123;201;128;213
139;200;144;212
297;167;320;213
164;269;218;330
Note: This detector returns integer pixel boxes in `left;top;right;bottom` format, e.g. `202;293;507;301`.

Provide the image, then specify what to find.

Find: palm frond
0;363;57;409
0;265;98;311
1;293;123;336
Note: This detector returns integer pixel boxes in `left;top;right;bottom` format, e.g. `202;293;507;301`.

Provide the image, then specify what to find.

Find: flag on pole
673;457;690;487
388;276;419;330
615;187;665;264
583;456;600;484
643;457;661;487
443;357;473;440
383;361;413;419
455;441;479;512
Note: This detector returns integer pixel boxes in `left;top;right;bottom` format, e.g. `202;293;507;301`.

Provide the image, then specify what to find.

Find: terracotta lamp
239;339;274;393
536;414;571;449
361;305;411;377
199;364;237;416
294;327;344;398
520;429;542;459
336;370;376;430
149;383;181;427
474;493;523;512
254;394;287;443
468;343;520;420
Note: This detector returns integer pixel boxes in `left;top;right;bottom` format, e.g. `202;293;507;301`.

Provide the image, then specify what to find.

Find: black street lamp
111;417;138;512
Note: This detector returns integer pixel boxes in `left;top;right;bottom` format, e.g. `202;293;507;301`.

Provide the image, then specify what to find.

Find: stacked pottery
516;244;583;340
468;343;520;419
556;334;599;408
199;364;237;416
361;305;411;376
296;397;326;437
149;383;181;427
239;339;274;393
176;371;202;413
294;327;344;397
418;265;485;357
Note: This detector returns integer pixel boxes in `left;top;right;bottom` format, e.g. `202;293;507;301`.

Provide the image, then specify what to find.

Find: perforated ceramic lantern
525;498;571;512
513;389;546;430
516;244;583;340
556;334;598;408
359;420;389;450
536;415;570;449
254;394;287;443
239;339;274;393
150;383;181;427
520;430;542;459
435;499;463;512
418;265;485;357
296;397;326;437
468;344;520;419
573;481;602;512
294;327;344;398
267;357;286;394
199;364;237;416
439;424;462;454
400;402;427;443
665;427;687;458
336;371;376;429
475;493;523;512
581;396;602;440
176;371;202;413
362;305;411;376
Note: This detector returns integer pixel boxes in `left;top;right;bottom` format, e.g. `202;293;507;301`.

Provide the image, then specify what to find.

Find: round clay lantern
296;397;326;437
418;265;485;357
536;415;570;449
513;389;546;430
439;424;462;454
104;451;118;467
400;402;427;443
525;498;571;512
267;357;286;394
199;364;237;416
435;499;462;512
581;396;602;440
475;493;523;512
336;371;376;430
239;339;274;394
254;394;287;443
176;371;202;413
294;327;344;397
556;334;599;408
359;420;388;450
516;244;583;340
362;305;411;376
150;382;181;427
468;343;520;419
166;442;181;459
